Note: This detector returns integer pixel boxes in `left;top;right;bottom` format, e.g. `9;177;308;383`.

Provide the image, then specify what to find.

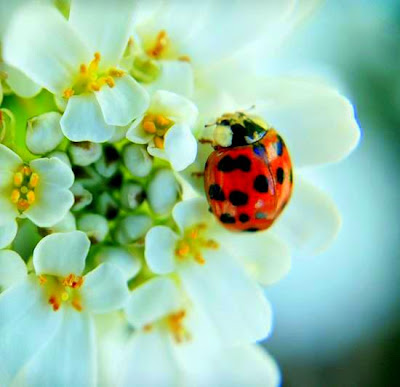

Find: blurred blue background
263;1;400;385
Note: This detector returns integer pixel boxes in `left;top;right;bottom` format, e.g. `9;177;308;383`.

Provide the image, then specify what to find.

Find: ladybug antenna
204;121;217;128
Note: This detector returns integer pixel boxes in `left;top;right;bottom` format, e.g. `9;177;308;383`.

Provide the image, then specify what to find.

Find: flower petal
178;250;272;345
33;231;89;276
0;250;26;289
95;75;149;126
69;0;135;68
60;94;115;143
12;308;96;387
146;60;194;98
0;63;41;98
95;247;142;281
30;156;74;189
172;198;212;234
126;116;153;144
0;220;18;249
0;277;63;385
82;263;129;314
3;3;90;94
272;176;342;254
149;90;198;126
0;195;18;227
145;226;178;275
25;186;74;228
164;124;197;171
0;144;22;175
255;78;361;167
120;330;179;387
125;277;181;328
192;345;281;387
215;229;291;286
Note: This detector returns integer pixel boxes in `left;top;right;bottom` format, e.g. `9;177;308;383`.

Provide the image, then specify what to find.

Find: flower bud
114;214;153;245
109;125;128;143
95;144;120;178
71;183;93;212
95;192;120;220
95;246;142;281
26;112;63;154
0;108;15;145
47;211;76;233
147;169;181;216
78;213;109;244
48;151;72;167
123;143;153;177
120;182;145;211
69;141;102;166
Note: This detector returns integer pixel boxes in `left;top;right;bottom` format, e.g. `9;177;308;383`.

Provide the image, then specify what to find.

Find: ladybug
204;111;293;232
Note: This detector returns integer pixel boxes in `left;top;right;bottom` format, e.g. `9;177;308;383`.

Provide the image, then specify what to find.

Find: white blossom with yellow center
0;145;74;234
144;198;293;345
0;231;129;386
126;90;198;171
3;1;150;143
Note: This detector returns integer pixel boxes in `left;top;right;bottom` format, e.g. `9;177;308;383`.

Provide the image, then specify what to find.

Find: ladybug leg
198;138;214;145
191;171;204;178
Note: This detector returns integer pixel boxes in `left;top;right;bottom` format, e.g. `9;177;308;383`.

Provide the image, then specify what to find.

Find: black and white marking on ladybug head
213;112;269;148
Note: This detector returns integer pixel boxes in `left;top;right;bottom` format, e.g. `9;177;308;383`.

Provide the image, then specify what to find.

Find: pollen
175;223;218;265
39;273;84;312
166;310;190;343
142;113;174;149
11;166;39;212
147;30;169;58
63;52;125;99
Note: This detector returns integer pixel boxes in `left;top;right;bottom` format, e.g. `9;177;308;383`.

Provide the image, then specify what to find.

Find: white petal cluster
0;0;361;386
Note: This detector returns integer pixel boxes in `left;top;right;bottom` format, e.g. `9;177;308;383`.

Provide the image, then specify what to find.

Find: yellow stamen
29;173;39;188
90;82;101;92
63;273;84;289
10;189;20;204
167;310;189;343
13;172;23;187
154;136;164;149
178;55;191;62
63;88;75;99
80;64;87;74
155;114;171;128
108;68;124;77
143;121;156;134
39;275;47;285
147;30;169;58
71;299;83;312
23;166;32;176
27;191;36;204
105;76;115;88
194;253;206;265
17;199;30;211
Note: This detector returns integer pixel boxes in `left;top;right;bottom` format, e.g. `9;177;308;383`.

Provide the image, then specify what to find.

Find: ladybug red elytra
204;112;293;232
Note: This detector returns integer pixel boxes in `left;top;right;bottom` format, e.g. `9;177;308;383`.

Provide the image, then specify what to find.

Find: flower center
10;166;39;212
142;113;174;149
63;52;124;99
175;223;219;265
38;273;84;312
143;309;190;343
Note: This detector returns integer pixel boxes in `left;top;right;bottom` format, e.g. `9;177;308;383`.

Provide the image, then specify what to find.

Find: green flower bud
120;182;145;211
114;214;153;245
123;143;153;178
71;182;93;212
69;141;102;166
78;213;109;244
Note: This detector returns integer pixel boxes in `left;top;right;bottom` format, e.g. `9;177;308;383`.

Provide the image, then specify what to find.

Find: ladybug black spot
254;175;269;193
239;214;250;223
208;184;225;201
217;156;235;172
220;213;236;224
236;155;251;172
245;227;259;232
229;190;248;206
217;155;251;172
276;167;284;184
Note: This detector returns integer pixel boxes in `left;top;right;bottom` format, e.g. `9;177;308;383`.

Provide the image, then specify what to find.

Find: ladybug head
213;112;268;148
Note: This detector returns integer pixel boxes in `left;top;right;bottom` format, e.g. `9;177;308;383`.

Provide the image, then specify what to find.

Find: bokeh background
262;1;400;386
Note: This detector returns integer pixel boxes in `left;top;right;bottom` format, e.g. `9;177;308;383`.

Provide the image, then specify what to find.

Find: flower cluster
0;1;360;386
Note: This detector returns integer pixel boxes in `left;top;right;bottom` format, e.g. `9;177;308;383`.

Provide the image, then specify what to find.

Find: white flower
144;198;284;345
126;90;198;171
3;1;150;143
98;277;280;387
0;231;129;386
0;144;74;228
